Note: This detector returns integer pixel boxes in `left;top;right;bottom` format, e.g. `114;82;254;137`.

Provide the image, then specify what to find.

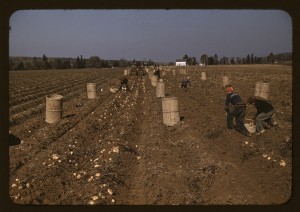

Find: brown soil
8;65;292;205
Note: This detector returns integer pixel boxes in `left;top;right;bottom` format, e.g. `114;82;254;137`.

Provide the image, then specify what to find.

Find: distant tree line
197;52;292;66
10;52;292;71
9;55;156;71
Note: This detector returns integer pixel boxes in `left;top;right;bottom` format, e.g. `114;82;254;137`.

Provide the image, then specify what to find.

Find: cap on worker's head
225;84;234;93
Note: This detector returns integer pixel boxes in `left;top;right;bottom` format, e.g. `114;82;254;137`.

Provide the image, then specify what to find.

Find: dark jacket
119;78;129;91
154;69;161;79
181;79;191;88
225;93;245;112
254;99;274;115
120;78;128;85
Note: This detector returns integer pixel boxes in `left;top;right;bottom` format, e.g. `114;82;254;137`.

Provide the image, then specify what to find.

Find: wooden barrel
162;97;180;126
254;82;270;99
254;82;261;97
87;83;97;99
201;72;207;80
179;69;187;75
259;83;270;99
151;75;158;87
222;76;230;87
45;94;63;123
149;71;154;80
156;80;165;97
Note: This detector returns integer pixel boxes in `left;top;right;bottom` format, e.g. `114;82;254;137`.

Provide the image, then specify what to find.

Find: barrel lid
46;94;63;100
162;96;178;100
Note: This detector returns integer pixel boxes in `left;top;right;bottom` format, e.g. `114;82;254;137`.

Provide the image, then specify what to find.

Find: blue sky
9;9;292;62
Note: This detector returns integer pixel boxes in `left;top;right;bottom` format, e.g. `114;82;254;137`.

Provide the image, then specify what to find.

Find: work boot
227;126;235;130
256;129;265;135
234;126;241;132
241;130;252;137
270;121;278;127
262;122;271;129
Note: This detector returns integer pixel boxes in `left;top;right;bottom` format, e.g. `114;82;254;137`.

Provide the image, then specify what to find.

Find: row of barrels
145;69;179;127
45;83;98;123
46;70;270;126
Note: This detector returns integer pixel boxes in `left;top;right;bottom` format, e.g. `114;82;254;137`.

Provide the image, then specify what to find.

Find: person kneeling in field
225;85;251;137
118;77;129;91
247;96;278;134
181;76;192;90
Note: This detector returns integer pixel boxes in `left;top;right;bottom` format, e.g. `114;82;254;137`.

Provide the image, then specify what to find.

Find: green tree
9;59;15;70
24;62;32;70
16;62;24;70
230;57;235;64
75;55;85;69
63;59;71;69
182;54;195;66
220;56;229;64
148;59;155;66
183;54;189;61
113;60;120;67
118;58;128;68
32;57;41;70
213;54;219;65
100;60;109;68
191;57;197;65
268;52;274;64
87;56;101;68
246;54;250;64
53;58;63;69
42;54;51;69
208;56;214;65
200;54;208;65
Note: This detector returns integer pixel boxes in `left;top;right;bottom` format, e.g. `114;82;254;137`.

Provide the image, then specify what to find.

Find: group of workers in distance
119;66;191;92
225;84;277;137
117;67;277;138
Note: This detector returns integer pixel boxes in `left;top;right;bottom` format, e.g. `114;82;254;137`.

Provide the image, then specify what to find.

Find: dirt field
8;64;292;205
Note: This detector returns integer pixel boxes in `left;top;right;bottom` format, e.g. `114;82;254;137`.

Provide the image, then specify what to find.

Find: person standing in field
225;84;252;137
154;66;161;79
130;64;137;76
247;96;278;134
181;76;192;90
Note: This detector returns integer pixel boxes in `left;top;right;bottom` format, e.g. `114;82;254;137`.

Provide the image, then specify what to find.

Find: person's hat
226;86;234;93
